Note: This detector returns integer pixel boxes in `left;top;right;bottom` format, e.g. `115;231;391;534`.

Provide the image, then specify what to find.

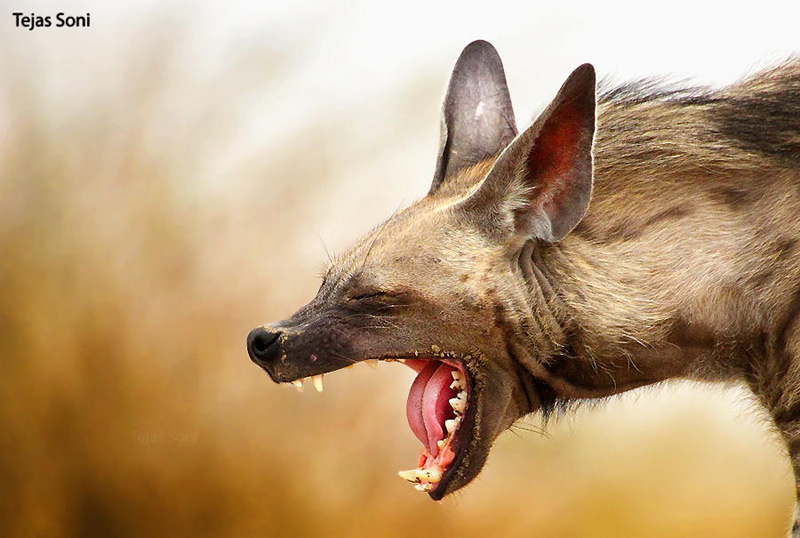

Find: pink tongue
406;361;457;455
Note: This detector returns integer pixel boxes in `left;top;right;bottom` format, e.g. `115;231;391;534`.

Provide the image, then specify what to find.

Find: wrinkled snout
247;326;283;368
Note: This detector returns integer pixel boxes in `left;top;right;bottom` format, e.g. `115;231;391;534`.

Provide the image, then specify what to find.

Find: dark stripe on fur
708;186;760;210
575;206;692;244
776;238;798;261
714;95;800;165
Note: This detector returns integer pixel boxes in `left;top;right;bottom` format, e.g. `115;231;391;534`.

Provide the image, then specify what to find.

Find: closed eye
344;289;411;314
351;291;389;301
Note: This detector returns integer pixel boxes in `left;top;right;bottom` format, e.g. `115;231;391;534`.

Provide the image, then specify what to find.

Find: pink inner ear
459;64;594;242
525;104;583;210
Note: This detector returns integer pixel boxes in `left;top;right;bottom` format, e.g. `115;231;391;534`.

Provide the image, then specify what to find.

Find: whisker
317;232;334;265
329;350;359;364
510;421;551;439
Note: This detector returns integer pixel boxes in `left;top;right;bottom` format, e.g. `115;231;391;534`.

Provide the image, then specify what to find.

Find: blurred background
1;0;798;536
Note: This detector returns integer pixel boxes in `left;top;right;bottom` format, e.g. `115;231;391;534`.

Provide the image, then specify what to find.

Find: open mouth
280;352;472;498
399;357;469;494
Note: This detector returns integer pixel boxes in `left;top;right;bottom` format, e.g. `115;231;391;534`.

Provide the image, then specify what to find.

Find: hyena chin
248;40;800;522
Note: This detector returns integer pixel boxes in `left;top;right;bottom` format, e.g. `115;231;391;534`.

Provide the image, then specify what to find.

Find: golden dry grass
0;21;795;538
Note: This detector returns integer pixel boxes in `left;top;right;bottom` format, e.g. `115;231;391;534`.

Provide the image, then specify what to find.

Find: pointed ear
429;40;517;194
460;63;596;242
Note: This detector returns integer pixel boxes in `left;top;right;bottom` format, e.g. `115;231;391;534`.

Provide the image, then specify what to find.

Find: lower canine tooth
291;380;304;392
416;467;442;482
414;483;432;492
312;374;324;393
398;469;419;483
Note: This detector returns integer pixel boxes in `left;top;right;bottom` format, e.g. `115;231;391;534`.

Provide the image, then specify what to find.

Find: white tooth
366;359;378;369
414;483;432;492
396;359;406;363
449;397;465;413
398;469;420;483
445;419;457;433
450;372;466;390
385;358;394;363
291;380;304;392
312;374;324;393
416;467;442;483
458;391;467;400
437;439;446;449
431;345;441;353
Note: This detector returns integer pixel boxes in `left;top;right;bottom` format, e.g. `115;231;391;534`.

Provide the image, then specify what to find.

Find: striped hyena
247;41;800;533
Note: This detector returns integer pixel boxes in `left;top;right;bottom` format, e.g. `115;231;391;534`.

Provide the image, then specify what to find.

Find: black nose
247;327;283;366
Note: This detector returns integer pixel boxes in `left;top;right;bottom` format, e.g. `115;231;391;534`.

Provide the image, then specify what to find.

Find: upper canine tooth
312;374;324;393
365;359;378;369
291;379;304;392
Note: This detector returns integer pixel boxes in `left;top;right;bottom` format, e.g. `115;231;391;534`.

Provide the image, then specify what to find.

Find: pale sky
3;0;798;251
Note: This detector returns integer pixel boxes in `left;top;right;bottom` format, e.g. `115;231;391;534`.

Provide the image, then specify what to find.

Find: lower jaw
399;357;471;494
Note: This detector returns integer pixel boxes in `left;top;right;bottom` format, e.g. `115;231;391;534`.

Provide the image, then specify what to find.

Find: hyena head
247;40;595;499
